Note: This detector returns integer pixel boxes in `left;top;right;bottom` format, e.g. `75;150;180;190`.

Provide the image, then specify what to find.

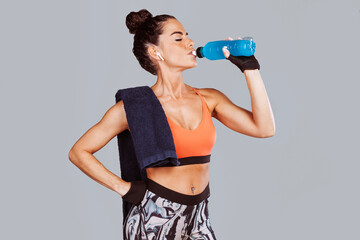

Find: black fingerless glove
122;180;147;206
226;54;260;73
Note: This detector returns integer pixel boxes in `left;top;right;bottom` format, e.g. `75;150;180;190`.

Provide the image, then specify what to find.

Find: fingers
222;46;230;58
222;36;242;58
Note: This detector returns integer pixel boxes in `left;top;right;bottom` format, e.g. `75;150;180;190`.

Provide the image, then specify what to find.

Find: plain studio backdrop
1;0;359;239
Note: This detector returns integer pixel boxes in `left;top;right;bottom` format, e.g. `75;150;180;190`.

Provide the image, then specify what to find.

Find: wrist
243;69;259;76
116;180;131;196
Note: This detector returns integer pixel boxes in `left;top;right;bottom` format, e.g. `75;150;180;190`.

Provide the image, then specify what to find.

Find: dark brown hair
125;9;176;75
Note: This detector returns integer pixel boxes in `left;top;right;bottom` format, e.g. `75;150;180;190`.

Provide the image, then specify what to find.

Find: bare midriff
146;163;209;195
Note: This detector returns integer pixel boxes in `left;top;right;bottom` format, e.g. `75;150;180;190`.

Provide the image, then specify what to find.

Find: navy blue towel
115;85;180;222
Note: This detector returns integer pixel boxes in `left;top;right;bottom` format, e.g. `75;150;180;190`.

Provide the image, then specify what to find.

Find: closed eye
176;39;182;41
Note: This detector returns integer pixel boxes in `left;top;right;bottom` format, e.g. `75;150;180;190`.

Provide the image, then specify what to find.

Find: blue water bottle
195;36;256;60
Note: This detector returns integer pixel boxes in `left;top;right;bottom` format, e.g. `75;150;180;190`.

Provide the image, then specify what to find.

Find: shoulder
193;87;222;95
191;87;228;117
115;85;150;102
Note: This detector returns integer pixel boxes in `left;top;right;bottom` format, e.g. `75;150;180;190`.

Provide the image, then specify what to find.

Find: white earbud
156;52;164;61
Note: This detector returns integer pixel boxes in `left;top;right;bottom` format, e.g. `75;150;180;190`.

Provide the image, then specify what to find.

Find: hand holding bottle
223;36;260;73
221;36;237;58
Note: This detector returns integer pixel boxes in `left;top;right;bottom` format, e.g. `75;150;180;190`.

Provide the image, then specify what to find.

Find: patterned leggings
123;178;217;240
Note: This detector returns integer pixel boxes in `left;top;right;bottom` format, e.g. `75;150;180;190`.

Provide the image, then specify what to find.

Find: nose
188;38;194;49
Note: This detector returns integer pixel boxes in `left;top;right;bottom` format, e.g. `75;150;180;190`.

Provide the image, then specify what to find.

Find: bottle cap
196;47;203;58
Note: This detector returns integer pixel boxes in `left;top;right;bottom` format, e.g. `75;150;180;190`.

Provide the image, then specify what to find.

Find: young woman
69;9;275;240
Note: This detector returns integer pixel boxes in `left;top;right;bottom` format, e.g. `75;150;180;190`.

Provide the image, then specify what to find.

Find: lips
188;50;196;55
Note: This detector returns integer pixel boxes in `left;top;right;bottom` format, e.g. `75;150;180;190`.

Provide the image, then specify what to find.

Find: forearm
68;149;129;196
244;69;275;136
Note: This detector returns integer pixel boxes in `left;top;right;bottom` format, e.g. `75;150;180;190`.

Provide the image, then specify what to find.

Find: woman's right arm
68;100;131;197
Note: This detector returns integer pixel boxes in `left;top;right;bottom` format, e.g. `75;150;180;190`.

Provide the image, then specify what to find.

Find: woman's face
155;19;197;71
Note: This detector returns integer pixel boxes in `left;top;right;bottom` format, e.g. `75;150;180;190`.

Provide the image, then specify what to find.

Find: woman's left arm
211;69;275;138
243;69;275;137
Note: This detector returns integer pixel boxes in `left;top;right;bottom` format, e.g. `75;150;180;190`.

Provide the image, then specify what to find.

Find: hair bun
126;9;153;34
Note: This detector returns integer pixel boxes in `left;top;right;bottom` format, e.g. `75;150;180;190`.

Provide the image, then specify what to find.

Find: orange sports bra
154;87;216;167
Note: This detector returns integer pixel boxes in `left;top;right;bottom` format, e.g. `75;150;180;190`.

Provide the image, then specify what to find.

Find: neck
152;70;188;100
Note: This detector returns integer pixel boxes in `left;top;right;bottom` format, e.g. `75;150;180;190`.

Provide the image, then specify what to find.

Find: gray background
1;0;359;239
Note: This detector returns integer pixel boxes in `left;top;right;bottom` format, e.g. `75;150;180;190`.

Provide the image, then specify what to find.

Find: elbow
68;149;75;162
68;147;92;165
258;127;275;138
68;147;80;163
260;131;275;138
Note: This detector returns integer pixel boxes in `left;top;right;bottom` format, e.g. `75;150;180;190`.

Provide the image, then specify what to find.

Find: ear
147;45;161;61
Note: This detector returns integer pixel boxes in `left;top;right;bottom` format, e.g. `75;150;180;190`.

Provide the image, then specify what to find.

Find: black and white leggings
123;178;217;240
